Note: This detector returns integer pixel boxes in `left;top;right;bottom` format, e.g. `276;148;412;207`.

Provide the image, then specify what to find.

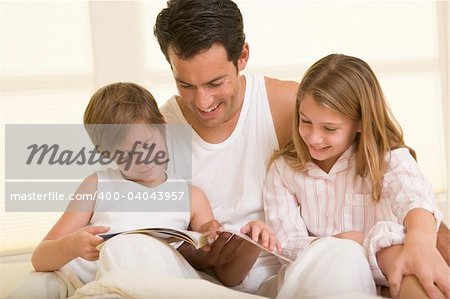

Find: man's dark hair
154;0;245;67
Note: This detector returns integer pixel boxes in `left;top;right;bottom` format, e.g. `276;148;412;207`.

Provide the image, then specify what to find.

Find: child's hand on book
240;221;282;253
178;220;244;269
67;226;110;261
198;219;223;247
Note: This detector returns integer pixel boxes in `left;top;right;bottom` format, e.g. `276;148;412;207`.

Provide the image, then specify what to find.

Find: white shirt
160;74;278;231
264;145;442;263
69;168;191;284
160;74;281;292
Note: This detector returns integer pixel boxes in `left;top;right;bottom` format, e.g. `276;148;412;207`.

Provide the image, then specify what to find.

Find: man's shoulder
264;76;299;104
262;76;298;147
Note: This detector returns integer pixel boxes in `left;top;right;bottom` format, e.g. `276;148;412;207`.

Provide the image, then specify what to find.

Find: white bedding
2;259;382;299
1;240;267;299
0;254;32;297
2;242;382;299
1;260;265;299
70;270;266;299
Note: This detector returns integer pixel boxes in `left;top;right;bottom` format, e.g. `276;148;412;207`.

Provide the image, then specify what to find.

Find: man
153;0;384;297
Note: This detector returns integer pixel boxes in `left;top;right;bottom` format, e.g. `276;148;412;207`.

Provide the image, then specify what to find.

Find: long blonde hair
274;54;415;201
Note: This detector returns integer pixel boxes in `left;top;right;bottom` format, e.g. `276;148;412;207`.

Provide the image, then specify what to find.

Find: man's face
168;44;246;128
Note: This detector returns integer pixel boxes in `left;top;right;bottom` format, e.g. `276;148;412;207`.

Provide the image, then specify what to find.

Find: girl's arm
382;149;449;298
387;209;449;298
378;245;447;299
376;245;439;299
264;158;318;261
31;174;109;272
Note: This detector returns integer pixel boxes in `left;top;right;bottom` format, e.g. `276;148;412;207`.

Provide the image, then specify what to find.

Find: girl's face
115;125;168;186
298;93;360;173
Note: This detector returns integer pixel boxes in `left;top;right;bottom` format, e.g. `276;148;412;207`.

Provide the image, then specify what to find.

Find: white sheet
70;270;266;299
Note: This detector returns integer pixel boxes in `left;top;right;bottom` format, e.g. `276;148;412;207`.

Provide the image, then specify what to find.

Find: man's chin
196;115;225;128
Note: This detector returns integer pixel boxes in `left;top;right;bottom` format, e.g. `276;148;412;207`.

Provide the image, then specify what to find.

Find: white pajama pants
7;235;378;299
271;237;377;299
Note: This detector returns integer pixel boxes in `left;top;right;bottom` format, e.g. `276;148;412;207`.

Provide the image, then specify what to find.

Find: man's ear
237;43;249;71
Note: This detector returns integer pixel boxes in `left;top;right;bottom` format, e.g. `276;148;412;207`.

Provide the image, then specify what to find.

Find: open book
99;227;293;263
99;228;208;249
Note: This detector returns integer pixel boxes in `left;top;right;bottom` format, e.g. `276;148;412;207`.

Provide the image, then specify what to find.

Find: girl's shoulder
270;155;291;170
269;155;305;178
384;147;416;165
383;147;420;177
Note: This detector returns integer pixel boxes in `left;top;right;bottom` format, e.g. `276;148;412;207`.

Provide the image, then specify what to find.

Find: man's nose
195;88;214;111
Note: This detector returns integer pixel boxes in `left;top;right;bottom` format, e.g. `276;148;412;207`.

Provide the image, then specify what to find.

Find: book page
98;228;207;249
222;230;293;263
97;227;293;263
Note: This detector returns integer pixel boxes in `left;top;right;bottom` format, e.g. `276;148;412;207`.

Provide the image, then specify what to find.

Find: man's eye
301;119;311;124
325;127;337;132
209;81;222;87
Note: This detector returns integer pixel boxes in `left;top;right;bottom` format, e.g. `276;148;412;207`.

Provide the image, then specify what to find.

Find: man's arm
177;232;246;270
177;234;260;286
178;223;278;287
265;77;299;147
213;221;281;287
212;234;261;287
437;222;450;265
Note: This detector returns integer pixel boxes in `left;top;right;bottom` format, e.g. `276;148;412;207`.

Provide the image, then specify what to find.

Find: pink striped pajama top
263;145;442;285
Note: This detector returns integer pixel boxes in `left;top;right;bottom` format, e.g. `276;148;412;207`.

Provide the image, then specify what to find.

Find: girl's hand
333;231;365;245
66;226;109;261
240;220;282;253
388;233;450;299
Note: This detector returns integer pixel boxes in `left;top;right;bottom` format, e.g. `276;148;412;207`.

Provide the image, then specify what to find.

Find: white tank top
161;74;279;231
91;168;190;231
69;168;191;283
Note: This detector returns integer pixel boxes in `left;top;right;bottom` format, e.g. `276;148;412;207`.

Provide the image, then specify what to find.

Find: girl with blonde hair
264;54;449;298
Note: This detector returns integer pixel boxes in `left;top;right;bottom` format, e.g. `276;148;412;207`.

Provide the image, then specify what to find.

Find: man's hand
177;233;246;270
177;220;245;270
